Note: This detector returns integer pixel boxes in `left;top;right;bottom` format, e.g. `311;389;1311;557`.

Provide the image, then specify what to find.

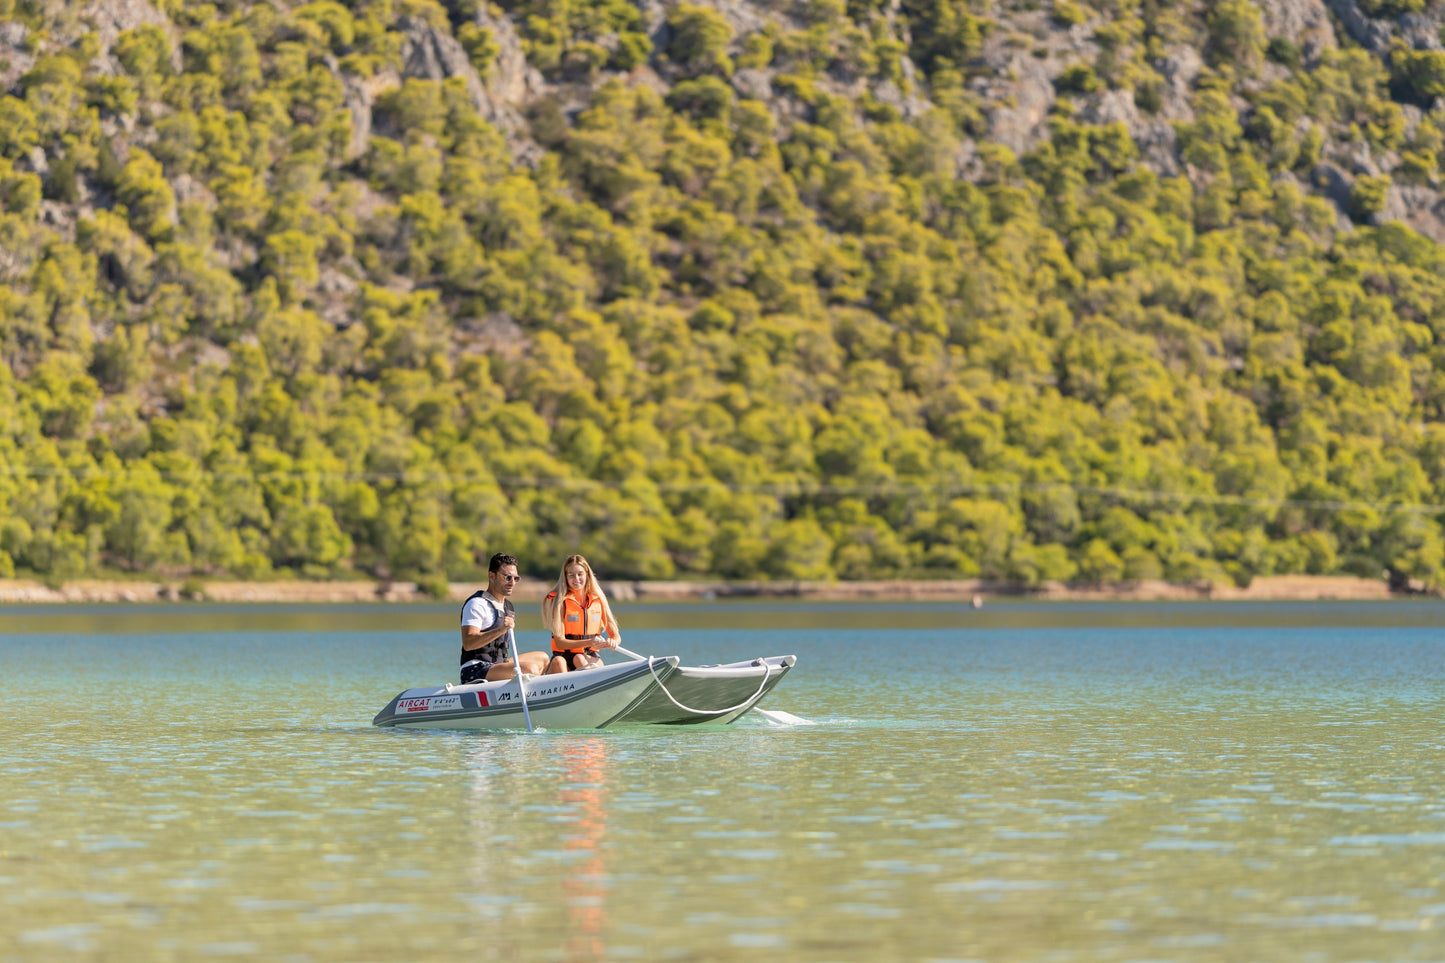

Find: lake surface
4;600;1445;961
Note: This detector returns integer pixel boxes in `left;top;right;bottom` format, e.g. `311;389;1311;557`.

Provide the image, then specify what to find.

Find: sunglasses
499;574;521;582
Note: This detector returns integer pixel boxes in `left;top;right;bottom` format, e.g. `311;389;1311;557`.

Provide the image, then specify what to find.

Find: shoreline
0;575;1419;605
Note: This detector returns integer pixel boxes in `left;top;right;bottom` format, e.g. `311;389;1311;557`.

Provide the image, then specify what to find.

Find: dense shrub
3;0;1445;591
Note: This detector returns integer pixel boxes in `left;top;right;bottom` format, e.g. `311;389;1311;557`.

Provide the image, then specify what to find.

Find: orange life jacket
547;591;605;653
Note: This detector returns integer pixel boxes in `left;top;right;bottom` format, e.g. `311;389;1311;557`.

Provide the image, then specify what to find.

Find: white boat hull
372;657;679;730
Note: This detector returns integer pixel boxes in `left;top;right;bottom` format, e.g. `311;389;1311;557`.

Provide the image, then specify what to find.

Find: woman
542;554;622;671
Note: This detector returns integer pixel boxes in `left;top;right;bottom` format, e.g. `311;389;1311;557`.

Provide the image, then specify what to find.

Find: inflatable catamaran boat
372;651;798;730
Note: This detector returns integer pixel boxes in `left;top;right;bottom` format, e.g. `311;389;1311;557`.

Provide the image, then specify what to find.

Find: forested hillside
5;0;1445;590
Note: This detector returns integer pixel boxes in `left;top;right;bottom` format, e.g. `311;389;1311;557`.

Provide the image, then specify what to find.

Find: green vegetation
4;0;1445;590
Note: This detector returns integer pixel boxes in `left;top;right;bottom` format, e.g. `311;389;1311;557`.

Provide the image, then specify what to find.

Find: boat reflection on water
560;738;609;962
459;737;614;951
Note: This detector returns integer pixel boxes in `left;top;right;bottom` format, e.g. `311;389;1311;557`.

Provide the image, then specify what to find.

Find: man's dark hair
488;553;519;573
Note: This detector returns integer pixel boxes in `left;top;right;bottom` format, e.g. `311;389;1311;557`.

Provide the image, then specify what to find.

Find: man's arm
462;611;515;652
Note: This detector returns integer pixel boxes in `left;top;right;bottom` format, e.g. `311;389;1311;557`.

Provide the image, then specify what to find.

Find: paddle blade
753;708;814;726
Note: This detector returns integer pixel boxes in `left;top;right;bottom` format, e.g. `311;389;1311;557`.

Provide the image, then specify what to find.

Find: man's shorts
460;658;496;685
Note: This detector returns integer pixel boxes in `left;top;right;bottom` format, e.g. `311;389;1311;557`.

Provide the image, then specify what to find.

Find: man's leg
500;653;572;676
485;660;517;681
518;651;553;676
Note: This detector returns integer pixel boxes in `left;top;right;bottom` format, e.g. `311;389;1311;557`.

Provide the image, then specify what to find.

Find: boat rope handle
611;644;777;716
640;655;775;716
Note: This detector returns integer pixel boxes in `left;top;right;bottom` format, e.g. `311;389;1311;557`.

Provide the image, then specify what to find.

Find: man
460;553;564;683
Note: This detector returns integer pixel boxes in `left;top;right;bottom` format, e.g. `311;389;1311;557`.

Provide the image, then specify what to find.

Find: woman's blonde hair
542;554;619;641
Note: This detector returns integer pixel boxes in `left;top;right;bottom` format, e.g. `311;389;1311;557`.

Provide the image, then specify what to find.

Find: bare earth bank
0;575;1410;604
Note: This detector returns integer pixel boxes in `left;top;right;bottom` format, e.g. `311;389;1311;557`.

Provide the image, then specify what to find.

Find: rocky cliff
11;0;1445;238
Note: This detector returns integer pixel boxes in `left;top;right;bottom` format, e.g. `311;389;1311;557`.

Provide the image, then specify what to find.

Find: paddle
753;708;813;726
505;626;534;732
611;644;812;725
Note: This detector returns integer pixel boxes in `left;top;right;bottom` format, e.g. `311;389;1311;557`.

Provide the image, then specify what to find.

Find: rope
624;648;776;717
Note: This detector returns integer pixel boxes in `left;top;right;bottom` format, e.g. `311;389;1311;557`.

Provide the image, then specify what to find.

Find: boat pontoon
608;653;797;725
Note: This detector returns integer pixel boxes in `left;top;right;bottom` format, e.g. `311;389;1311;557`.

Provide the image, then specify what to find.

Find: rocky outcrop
1260;0;1337;61
1312;161;1357;212
340;66;402;161
476;7;547;115
967;11;1090;156
1320;0;1445;53
14;0;1445;261
313;264;362;327
1399;13;1445;51
1322;0;1400;52
398;13;485;93
1153;46;1205;122
3;0;180;93
962;9;1202;163
1381;183;1445;242
1077;88;1180;175
973;49;1058;157
0;20;35;93
393;12;544;163
80;0;177;61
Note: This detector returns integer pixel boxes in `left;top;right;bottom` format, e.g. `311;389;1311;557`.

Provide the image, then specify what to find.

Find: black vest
460;590;514;665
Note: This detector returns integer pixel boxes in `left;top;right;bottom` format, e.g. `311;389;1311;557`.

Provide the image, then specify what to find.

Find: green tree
667;5;735;77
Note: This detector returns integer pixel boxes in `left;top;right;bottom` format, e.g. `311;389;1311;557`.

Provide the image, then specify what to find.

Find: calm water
4;601;1445;962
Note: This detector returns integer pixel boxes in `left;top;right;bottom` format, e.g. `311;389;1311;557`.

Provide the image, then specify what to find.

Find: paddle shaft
505;627;534;732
